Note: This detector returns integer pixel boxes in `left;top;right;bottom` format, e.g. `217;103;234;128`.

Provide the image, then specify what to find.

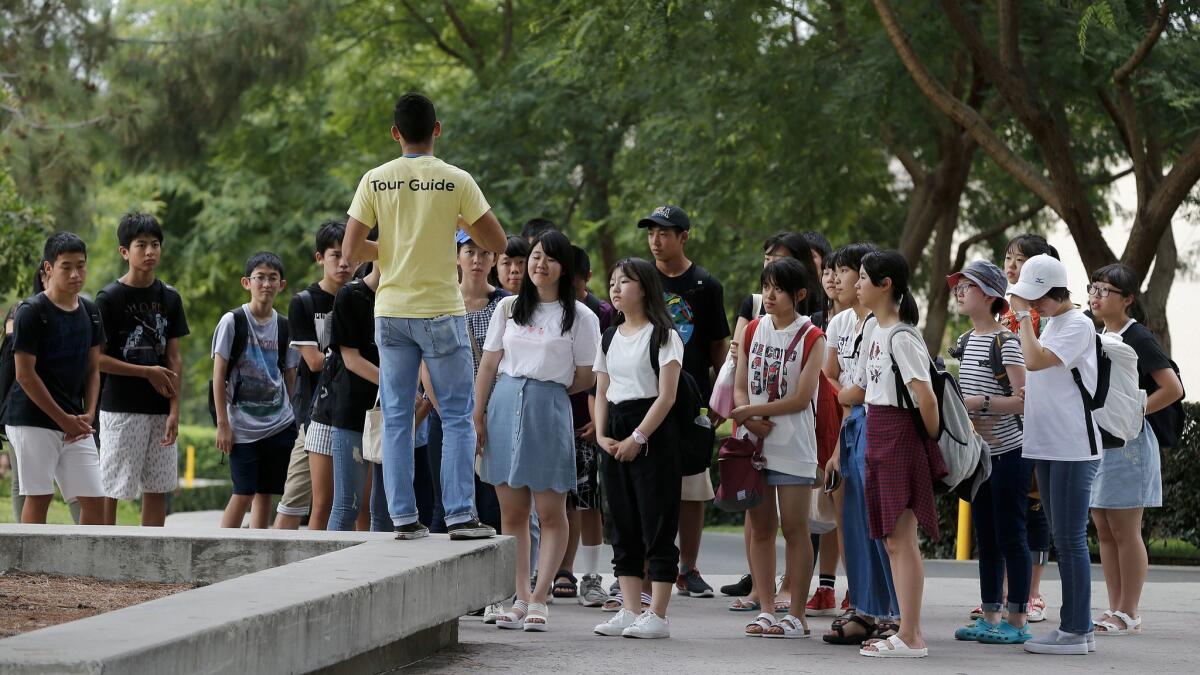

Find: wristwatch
1014;310;1032;323
981;395;992;413
632;429;648;446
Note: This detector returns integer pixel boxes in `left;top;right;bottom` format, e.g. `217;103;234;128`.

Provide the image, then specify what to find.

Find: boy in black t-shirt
275;220;352;530
640;204;730;599
4;232;106;524
96;214;190;526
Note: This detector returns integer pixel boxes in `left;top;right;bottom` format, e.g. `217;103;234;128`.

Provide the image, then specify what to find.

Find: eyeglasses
1086;284;1121;298
952;282;976;297
248;275;282;286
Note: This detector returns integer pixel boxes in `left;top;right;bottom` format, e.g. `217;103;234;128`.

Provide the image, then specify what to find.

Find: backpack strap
751;294;763;318
770;320;812;403
225;309;250;384
742;318;761;359
277;314;290;373
78;296;103;343
601;326;617;355
1071;334;1109;457
948;329;973;361
886;324;924;412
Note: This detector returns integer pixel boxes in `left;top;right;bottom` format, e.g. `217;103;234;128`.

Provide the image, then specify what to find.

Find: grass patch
0;473;143;526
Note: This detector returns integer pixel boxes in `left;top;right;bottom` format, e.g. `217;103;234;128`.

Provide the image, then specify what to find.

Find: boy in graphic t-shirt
96;213;190;527
4;232;107;524
342;92;507;541
211;252;302;529
640;204;730;599
275;220;352;531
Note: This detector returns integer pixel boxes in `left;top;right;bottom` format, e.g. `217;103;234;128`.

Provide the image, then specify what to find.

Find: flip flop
859;634;928;658
729;598;762;612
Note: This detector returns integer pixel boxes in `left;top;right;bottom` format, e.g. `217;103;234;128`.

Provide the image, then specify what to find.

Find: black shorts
568;436;600;511
229;424;298;496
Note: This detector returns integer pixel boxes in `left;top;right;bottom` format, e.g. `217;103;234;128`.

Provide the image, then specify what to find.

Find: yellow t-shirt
347;155;490;318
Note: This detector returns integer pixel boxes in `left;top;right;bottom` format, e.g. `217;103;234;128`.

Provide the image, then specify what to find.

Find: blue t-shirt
5;293;105;431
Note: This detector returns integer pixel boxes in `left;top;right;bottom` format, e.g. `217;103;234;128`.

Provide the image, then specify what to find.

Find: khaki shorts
275;424;311;516
681;470;715;502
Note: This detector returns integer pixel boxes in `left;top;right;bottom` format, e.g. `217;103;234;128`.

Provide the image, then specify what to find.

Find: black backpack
601;326;715;476
1149;358;1186;448
0;294;103;426
207;309;290;426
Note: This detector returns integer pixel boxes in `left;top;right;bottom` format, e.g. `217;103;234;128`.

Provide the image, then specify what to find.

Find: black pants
602;398;681;583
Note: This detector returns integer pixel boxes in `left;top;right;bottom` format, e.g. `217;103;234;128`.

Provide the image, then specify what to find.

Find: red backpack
802;329;841;467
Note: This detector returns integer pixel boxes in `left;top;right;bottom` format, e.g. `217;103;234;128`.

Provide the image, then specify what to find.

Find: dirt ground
0;571;195;638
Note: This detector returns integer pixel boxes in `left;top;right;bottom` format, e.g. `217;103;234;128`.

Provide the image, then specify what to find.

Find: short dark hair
522;218;558;242
245;251;286;279
833;242;878;272
572;245;591;279
487;236;532;288
117;213;164;248
315;220;346;254
989;297;1007;315
393;92;436;144
760;257;811;301
1045;287;1071;302
1090;263;1142;320
801;231;833;263
43;232;87;265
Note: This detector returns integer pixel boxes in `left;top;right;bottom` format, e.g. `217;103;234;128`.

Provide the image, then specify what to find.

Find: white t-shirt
738;315;820;479
1023;309;1103;461
483;296;601;388
826;308;876;390
854;322;931;407
593;323;685;404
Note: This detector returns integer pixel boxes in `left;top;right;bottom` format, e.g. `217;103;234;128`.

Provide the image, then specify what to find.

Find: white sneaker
622;610;670;639
595;608;641;636
482;603;502;625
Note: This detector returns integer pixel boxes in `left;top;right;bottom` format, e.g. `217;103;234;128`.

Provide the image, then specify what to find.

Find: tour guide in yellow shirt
343;92;506;541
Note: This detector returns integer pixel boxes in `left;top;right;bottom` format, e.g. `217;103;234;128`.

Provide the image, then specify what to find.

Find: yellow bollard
956;499;972;560
185;445;195;487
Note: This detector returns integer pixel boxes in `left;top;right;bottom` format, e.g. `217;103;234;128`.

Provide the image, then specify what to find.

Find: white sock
580;544;602;576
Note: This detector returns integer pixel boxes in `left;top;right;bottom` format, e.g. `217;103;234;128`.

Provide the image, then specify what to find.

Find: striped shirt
958;331;1025;455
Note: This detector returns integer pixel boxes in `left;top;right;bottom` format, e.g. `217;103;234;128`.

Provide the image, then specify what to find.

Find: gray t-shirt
210;305;302;444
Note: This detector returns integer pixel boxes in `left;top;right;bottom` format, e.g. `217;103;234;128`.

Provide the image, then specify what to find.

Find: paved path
403;532;1199;674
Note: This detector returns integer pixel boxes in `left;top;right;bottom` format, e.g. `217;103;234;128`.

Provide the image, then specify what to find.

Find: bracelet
632;428;648;445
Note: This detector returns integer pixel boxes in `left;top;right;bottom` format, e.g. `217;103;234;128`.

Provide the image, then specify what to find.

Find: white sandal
763;614;811;639
745;612;775;637
523;602;549;632
1096;610;1142;636
859;634;928;658
496;600;528;630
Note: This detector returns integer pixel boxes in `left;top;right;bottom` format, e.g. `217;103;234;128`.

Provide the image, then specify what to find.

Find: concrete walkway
403;532;1199;674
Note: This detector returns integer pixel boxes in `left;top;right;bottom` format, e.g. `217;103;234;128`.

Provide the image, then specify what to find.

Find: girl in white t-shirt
473;231;601;633
1007;253;1101;655
591;257;685;640
732;258;826;639
839;250;943;659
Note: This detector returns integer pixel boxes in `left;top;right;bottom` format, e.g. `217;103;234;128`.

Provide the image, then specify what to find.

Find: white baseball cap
1008;253;1068;301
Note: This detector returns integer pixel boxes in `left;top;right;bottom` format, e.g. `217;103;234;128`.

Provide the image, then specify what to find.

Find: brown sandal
823;614;876;645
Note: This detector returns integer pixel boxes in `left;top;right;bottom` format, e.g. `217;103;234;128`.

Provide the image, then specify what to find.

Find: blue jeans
1035;458;1099;635
972;450;1033;614
840;405;899;619
375;315;478;527
328;427;391;532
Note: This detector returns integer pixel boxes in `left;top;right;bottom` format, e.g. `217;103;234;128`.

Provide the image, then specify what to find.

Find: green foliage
1079;1;1119;53
0;163;52;305
1144;401;1200;550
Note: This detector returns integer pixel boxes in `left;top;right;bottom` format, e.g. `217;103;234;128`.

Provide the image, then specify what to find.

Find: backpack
600;325;716;476
949;328;1023;432
208;308;290;426
740;317;840;467
0;294;103;426
887;324;989;499
1072;333;1146;453
1149;358;1186;448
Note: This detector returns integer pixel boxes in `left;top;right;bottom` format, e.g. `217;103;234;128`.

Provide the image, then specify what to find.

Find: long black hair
611;257;676;348
512;230;576;334
861;249;919;325
761;258;812;313
487;235;531;288
762;232;822;316
1006;233;1060;260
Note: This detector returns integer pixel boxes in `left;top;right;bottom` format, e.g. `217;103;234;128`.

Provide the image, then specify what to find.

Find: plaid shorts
568;436;600;511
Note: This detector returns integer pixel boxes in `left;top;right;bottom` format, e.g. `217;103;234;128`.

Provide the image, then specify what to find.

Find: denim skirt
479;374;575;494
1090;420;1162;509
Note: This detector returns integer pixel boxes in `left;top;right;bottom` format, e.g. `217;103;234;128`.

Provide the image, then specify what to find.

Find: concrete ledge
0;527;515;674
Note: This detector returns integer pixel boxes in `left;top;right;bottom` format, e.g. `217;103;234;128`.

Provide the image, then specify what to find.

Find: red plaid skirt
864;404;949;541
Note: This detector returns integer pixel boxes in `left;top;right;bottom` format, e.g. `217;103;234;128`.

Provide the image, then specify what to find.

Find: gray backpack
887;324;990;501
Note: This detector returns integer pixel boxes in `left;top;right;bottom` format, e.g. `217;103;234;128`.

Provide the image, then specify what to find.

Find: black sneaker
675;568;714;598
394;522;429;540
720;573;753;597
447;518;497;540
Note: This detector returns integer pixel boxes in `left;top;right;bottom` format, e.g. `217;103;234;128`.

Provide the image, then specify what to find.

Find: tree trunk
1141;225;1176;355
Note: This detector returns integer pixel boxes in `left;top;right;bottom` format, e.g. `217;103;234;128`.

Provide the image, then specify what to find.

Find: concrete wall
0;527;515;674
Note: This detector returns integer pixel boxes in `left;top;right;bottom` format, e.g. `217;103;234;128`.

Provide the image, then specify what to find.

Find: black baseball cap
637;204;692;231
